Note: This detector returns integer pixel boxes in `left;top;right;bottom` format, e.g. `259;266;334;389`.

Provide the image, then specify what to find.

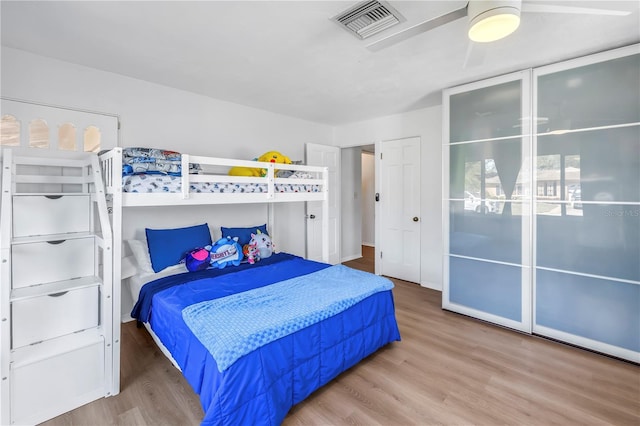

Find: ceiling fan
366;0;632;53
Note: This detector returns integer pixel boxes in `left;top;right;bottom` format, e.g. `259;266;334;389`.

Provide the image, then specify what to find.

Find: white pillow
127;239;154;275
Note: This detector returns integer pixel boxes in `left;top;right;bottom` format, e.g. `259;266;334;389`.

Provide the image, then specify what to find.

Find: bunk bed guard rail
99;147;328;206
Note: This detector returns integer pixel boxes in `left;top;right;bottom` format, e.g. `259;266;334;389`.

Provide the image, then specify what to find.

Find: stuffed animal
183;237;244;271
228;151;292;177
249;229;273;259
242;242;259;264
184;246;213;272
209;236;243;269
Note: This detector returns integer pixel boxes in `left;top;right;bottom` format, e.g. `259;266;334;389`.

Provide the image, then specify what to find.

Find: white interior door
379;137;421;283
305;143;340;264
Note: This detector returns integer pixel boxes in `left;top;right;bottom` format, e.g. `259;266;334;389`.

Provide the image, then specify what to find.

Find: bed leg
136;320;143;329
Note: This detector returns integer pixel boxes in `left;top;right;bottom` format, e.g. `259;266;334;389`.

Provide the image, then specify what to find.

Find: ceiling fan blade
366;6;468;52
462;41;486;69
521;3;631;16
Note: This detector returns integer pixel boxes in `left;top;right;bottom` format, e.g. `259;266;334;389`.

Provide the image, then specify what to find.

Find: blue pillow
146;223;212;272
221;224;268;246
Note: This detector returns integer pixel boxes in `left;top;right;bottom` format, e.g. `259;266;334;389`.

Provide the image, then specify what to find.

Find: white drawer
13;195;90;237
11;340;105;425
12;285;99;348
12;238;95;288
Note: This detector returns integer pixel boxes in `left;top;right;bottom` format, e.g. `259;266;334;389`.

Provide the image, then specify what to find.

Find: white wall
2;48;444;296
334;106;443;290
340;147;362;262
361;152;375;246
1;47;335;315
1;47;334;248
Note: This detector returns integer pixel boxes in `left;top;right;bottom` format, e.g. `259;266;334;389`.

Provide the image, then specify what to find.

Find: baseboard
341;253;362;263
420;281;442;291
121;314;135;323
362;242;374;247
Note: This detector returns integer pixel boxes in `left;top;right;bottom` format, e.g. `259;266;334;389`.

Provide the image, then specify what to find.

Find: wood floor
44;246;639;425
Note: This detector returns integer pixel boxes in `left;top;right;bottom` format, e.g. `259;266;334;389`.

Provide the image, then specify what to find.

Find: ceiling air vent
333;1;405;40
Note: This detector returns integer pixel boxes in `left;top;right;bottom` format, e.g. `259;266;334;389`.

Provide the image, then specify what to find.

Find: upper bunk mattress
122;174;322;194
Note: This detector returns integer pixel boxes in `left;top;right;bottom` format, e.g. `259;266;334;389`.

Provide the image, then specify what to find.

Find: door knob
413;217;419;222
308;214;316;219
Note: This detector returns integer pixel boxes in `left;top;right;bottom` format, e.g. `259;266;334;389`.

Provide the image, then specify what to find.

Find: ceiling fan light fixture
468;1;521;43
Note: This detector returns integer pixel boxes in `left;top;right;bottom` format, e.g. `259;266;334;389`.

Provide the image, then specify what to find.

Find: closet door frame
442;70;533;333
531;44;640;363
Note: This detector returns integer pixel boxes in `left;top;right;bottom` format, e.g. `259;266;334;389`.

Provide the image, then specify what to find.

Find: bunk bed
99;147;401;426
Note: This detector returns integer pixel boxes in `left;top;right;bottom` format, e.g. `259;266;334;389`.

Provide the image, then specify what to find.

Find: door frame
305;142;340;264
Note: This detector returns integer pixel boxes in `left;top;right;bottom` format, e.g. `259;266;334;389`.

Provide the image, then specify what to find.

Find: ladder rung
11;276;101;302
12;231;94;245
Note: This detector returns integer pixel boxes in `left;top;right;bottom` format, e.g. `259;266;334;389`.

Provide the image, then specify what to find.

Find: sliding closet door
533;46;640;362
443;71;532;332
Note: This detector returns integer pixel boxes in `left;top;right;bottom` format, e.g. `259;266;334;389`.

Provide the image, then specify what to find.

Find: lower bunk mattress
123;174;321;194
131;253;401;426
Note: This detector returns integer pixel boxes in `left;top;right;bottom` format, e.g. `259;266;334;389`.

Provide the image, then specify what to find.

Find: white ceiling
1;1;639;126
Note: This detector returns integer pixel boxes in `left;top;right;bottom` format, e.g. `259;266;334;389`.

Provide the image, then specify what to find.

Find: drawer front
12;286;99;348
13;195;90;237
12;238;94;288
11;340;105;425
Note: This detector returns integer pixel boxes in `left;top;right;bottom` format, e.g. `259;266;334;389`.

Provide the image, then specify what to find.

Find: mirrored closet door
443;44;639;363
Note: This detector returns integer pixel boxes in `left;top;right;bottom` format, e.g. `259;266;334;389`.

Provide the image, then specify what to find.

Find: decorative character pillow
228;151;292;177
249;229;273;259
209;236;243;269
184;246;213;272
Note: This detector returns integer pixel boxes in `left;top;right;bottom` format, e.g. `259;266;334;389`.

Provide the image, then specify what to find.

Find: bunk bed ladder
0;149;117;425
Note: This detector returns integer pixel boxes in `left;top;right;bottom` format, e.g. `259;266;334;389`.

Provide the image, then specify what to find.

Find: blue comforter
183;264;394;372
131;252;300;322
142;254;401;425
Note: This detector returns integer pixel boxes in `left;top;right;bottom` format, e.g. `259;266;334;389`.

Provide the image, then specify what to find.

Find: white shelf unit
0;149;117;425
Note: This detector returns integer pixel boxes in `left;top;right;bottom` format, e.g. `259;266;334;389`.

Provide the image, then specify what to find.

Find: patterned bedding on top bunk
122;174;321;194
121;147;321;194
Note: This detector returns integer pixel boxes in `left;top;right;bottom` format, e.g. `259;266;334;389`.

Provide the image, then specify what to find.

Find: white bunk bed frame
99;147;330;300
